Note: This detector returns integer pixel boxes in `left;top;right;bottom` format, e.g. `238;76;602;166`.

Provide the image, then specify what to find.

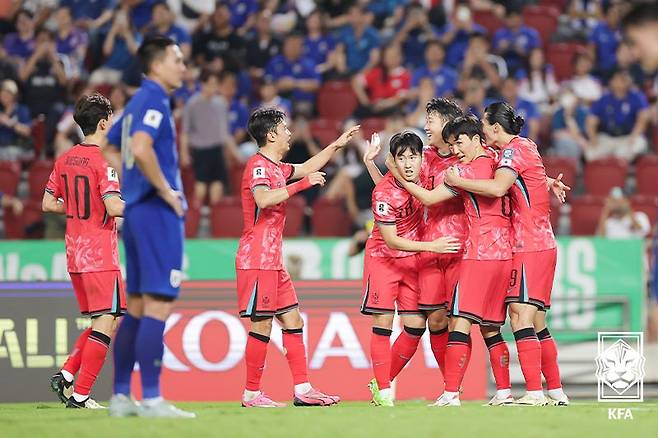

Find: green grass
1;401;657;438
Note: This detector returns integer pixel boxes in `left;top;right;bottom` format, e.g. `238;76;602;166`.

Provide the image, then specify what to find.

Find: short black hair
137;35;176;75
442;115;483;143
199;68;219;83
484;101;524;136
73;93;113;136
608;66;631;81
425;39;445;51
247;108;286;147
621;1;658;31
426;98;464;121
389;131;423;157
15;9;33;23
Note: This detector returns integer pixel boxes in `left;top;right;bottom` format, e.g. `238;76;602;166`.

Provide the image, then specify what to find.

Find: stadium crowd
0;0;656;241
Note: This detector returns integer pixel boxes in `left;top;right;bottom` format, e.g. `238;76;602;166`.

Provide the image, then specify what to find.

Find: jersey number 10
61;174;91;220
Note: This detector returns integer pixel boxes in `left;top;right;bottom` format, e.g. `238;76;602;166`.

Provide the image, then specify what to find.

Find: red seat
210;196;244;237
180;165;196;201
636;155;658;196
317;80;358;121
570;195;605;236
630;195;658;228
229;164;245;196
539;0;568;9
312;198;352;236
473;10;505;36
3;199;43;239
546;43;585;82
309;119;341;147
523;6;559;45
543;156;578;190
653;125;658;154
0;161;21;195
283;196;306;237
32;116;46;158
185;203;201;238
27;160;54;201
360;117;386;140
583;158;628;196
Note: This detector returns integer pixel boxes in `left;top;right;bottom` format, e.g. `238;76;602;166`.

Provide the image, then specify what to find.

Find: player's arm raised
363;132;383;184
385;152;455;206
290;125;360;180
130;131;184;217
253;171;326;209
444;166;515;198
378;223;461;254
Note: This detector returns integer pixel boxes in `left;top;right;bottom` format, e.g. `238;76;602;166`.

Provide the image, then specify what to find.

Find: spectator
90;9;142;85
493;6;541;74
60;0;116;30
19;28;67;119
352;43;411;118
596;187;650;238
518;48;559;114
147;2;192;59
180;69;241;206
550;88;589;167
192;4;246;70
588;1;621;79
0;45;19;83
556;0;602;42
256;79;292;117
0;79;32;161
54;82;93;156
319;0;354;29
460;31;506;91
286;115;323;205
54;6;88;80
392;4;440;70
173;65;200;113
437;4;486;68
406;77;436;129
499;76;540;140
245;10;281;80
568;51;602;104
219;70;249;145
227;0;259;35
462;76;488;118
3;9;36;66
335;5;381;74
585;68;650;162
127;0;158;32
303;9;341;76
615;41;645;89
264;32;320;116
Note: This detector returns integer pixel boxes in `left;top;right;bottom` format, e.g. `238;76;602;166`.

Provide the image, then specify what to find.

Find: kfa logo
595;332;645;402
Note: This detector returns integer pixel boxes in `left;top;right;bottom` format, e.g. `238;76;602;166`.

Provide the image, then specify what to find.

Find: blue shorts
123;196;184;298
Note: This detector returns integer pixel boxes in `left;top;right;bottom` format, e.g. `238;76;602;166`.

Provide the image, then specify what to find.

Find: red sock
484;334;511;390
538;328;562;390
282;329;308;385
514;328;542;391
73;331;110;397
390;327;424;380
62;327;92;377
371;327;392;390
245;332;269;392
430;328;448;377
444;331;471;393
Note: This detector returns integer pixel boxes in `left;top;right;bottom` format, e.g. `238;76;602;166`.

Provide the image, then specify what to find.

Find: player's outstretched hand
549;173;571;204
332;125;360;149
428;236;461;254
308;171;326;187
160;188;185;217
363;132;381;163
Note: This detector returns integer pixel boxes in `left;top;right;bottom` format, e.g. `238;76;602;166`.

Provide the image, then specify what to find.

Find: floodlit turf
1;401;657;438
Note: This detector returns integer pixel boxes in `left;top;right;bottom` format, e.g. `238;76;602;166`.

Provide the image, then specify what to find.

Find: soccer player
236;108;359;407
363;98;466;381
44;93;125;409
621;2;658;73
444;102;569;406
386;116;514;407
362;131;461;407
105;36;194;418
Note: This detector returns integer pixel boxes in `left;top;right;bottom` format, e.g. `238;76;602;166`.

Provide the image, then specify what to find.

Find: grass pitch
1;401;657;438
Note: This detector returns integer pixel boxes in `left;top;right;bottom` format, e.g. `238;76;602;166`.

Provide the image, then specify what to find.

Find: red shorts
361;254;420;315
449;259;512;326
417;252;461;311
506;248;557;310
70;270;126;317
236;269;299;318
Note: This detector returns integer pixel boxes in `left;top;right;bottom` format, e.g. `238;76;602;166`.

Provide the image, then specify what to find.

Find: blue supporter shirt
149;24;191;46
336;25;380;73
398;25;440;69
589;21;621;74
60;0;116;21
551;106;588;134
493;25;541;72
264;54;320;103
3;33;35;60
104;33;143;71
590;90;649;136
130;0;157;30
229;99;249;136
107;78;184;207
0;104;31;146
411;64;458;96
228;0;259;29
513;98;540;138
436;23;486;67
303;34;336;72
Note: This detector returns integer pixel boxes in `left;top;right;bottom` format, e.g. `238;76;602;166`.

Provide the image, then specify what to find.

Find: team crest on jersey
376;202;389;215
500;149;514;167
143;109;163;129
107;167;119;182
253;167;265;179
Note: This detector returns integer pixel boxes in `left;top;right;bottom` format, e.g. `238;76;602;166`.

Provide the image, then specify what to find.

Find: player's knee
427;314;448;332
250;317;273;336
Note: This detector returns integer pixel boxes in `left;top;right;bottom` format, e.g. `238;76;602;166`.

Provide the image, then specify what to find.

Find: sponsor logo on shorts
371;291;379;304
595;332;645;402
170;269;182;288
262;296;270;306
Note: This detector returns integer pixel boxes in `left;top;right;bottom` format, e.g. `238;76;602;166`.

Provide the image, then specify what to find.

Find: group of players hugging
43;36;570;418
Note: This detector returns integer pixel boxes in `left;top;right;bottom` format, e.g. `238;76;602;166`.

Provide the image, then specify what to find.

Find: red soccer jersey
364;66;411;103
45;144;121;273
235;152;295;270
496;136;556;253
366;172;424;258
420;148;467;245
446;155;512;261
